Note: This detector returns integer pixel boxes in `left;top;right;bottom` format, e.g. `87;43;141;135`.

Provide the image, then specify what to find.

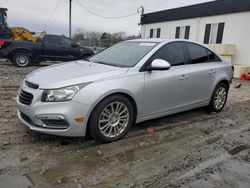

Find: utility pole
137;6;144;26
69;0;72;38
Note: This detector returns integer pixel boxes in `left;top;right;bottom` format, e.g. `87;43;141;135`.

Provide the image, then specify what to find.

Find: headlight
42;83;90;102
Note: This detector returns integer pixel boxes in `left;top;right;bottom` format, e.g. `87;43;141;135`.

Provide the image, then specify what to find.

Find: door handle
209;70;216;74
179;74;188;80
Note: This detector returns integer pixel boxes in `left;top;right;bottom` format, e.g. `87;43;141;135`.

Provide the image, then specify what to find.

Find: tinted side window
207;49;221;62
43;35;61;47
153;42;185;66
187;43;209;64
61;37;74;48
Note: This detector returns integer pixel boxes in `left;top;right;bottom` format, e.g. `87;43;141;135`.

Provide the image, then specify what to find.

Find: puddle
185;159;250;188
177;153;230;180
0;127;202;187
0;175;32;188
100;150;135;165
228;145;249;155
0;157;21;168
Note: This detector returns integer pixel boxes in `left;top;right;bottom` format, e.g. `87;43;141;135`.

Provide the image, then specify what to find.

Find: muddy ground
0;59;249;188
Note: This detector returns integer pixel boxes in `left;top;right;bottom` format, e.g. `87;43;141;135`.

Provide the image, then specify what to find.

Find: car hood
26;60;128;89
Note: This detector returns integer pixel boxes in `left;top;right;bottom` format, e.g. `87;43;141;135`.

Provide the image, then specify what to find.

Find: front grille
19;90;33;105
25;80;39;89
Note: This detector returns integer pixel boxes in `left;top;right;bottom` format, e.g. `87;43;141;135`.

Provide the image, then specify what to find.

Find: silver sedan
17;39;233;142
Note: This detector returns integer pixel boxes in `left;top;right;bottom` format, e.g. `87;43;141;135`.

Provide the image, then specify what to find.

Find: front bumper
17;85;91;137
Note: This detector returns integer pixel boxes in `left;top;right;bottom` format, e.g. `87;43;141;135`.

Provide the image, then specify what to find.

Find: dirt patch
0;60;250;188
228;145;249;155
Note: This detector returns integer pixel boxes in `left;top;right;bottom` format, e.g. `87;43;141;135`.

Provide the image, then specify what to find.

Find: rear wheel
208;83;228;112
12;52;31;67
88;95;134;143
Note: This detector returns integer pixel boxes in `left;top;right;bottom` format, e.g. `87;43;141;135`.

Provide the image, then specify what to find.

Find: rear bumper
0;49;8;58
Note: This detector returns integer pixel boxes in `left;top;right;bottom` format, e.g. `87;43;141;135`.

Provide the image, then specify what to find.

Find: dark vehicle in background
0;34;94;67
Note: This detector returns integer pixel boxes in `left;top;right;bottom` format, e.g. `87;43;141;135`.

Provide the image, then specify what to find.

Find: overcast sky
1;0;213;36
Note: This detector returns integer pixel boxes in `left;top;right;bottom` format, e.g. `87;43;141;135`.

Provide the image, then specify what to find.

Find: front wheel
12;52;31;67
88;95;134;143
208;83;228;112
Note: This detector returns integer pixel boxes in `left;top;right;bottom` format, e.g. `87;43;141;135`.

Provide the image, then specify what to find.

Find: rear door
143;42;190;117
184;42;221;105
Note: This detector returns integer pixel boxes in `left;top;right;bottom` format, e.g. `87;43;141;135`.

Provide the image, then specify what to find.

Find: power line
76;0;138;19
46;0;66;31
104;0;139;9
84;0;137;11
92;0;138;10
43;0;63;30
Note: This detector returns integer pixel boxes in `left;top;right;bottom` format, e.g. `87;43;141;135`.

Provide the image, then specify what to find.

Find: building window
204;22;225;44
150;28;161;38
175;26;190;39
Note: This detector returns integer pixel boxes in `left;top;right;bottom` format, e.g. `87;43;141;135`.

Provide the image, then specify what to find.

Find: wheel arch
85;91;138;136
10;48;33;59
216;79;230;90
207;78;230;112
11;47;32;54
208;78;230;102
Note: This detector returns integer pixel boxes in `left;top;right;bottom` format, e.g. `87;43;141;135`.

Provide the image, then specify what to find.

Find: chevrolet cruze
17;39;233;142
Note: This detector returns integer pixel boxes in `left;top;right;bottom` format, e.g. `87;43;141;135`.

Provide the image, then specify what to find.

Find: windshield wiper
93;61;123;67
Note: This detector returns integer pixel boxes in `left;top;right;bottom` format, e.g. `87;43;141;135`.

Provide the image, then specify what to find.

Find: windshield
89;41;158;67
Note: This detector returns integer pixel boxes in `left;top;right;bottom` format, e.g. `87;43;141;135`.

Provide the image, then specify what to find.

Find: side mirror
71;43;77;48
147;59;171;71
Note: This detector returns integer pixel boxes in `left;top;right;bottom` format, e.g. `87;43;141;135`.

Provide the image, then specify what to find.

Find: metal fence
76;37;140;52
77;39;119;49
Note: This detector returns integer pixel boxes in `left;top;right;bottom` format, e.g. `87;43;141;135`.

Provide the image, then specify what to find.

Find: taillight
0;40;5;47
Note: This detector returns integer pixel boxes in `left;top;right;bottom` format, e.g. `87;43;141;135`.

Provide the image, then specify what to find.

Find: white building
141;0;250;76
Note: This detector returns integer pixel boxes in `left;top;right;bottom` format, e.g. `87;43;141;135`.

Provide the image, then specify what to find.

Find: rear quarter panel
2;40;43;60
211;61;233;97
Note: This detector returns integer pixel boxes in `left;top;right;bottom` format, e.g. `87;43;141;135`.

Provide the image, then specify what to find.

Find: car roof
127;38;214;49
127;38;169;43
125;38;220;58
126;38;198;44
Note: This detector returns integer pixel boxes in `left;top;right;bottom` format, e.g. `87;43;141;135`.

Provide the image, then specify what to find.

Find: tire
88;95;134;143
207;82;228;112
12;52;31;67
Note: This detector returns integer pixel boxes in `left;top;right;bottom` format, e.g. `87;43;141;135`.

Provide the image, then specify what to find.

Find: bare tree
73;28;141;48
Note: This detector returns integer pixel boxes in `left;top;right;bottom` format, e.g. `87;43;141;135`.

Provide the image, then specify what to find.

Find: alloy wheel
98;102;129;138
214;86;227;110
16;55;29;67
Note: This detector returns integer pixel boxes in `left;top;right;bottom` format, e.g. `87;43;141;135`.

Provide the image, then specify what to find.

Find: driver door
60;36;81;60
143;42;190;117
42;35;67;61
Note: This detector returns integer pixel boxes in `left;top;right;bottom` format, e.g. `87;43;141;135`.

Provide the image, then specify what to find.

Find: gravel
0;60;249;188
